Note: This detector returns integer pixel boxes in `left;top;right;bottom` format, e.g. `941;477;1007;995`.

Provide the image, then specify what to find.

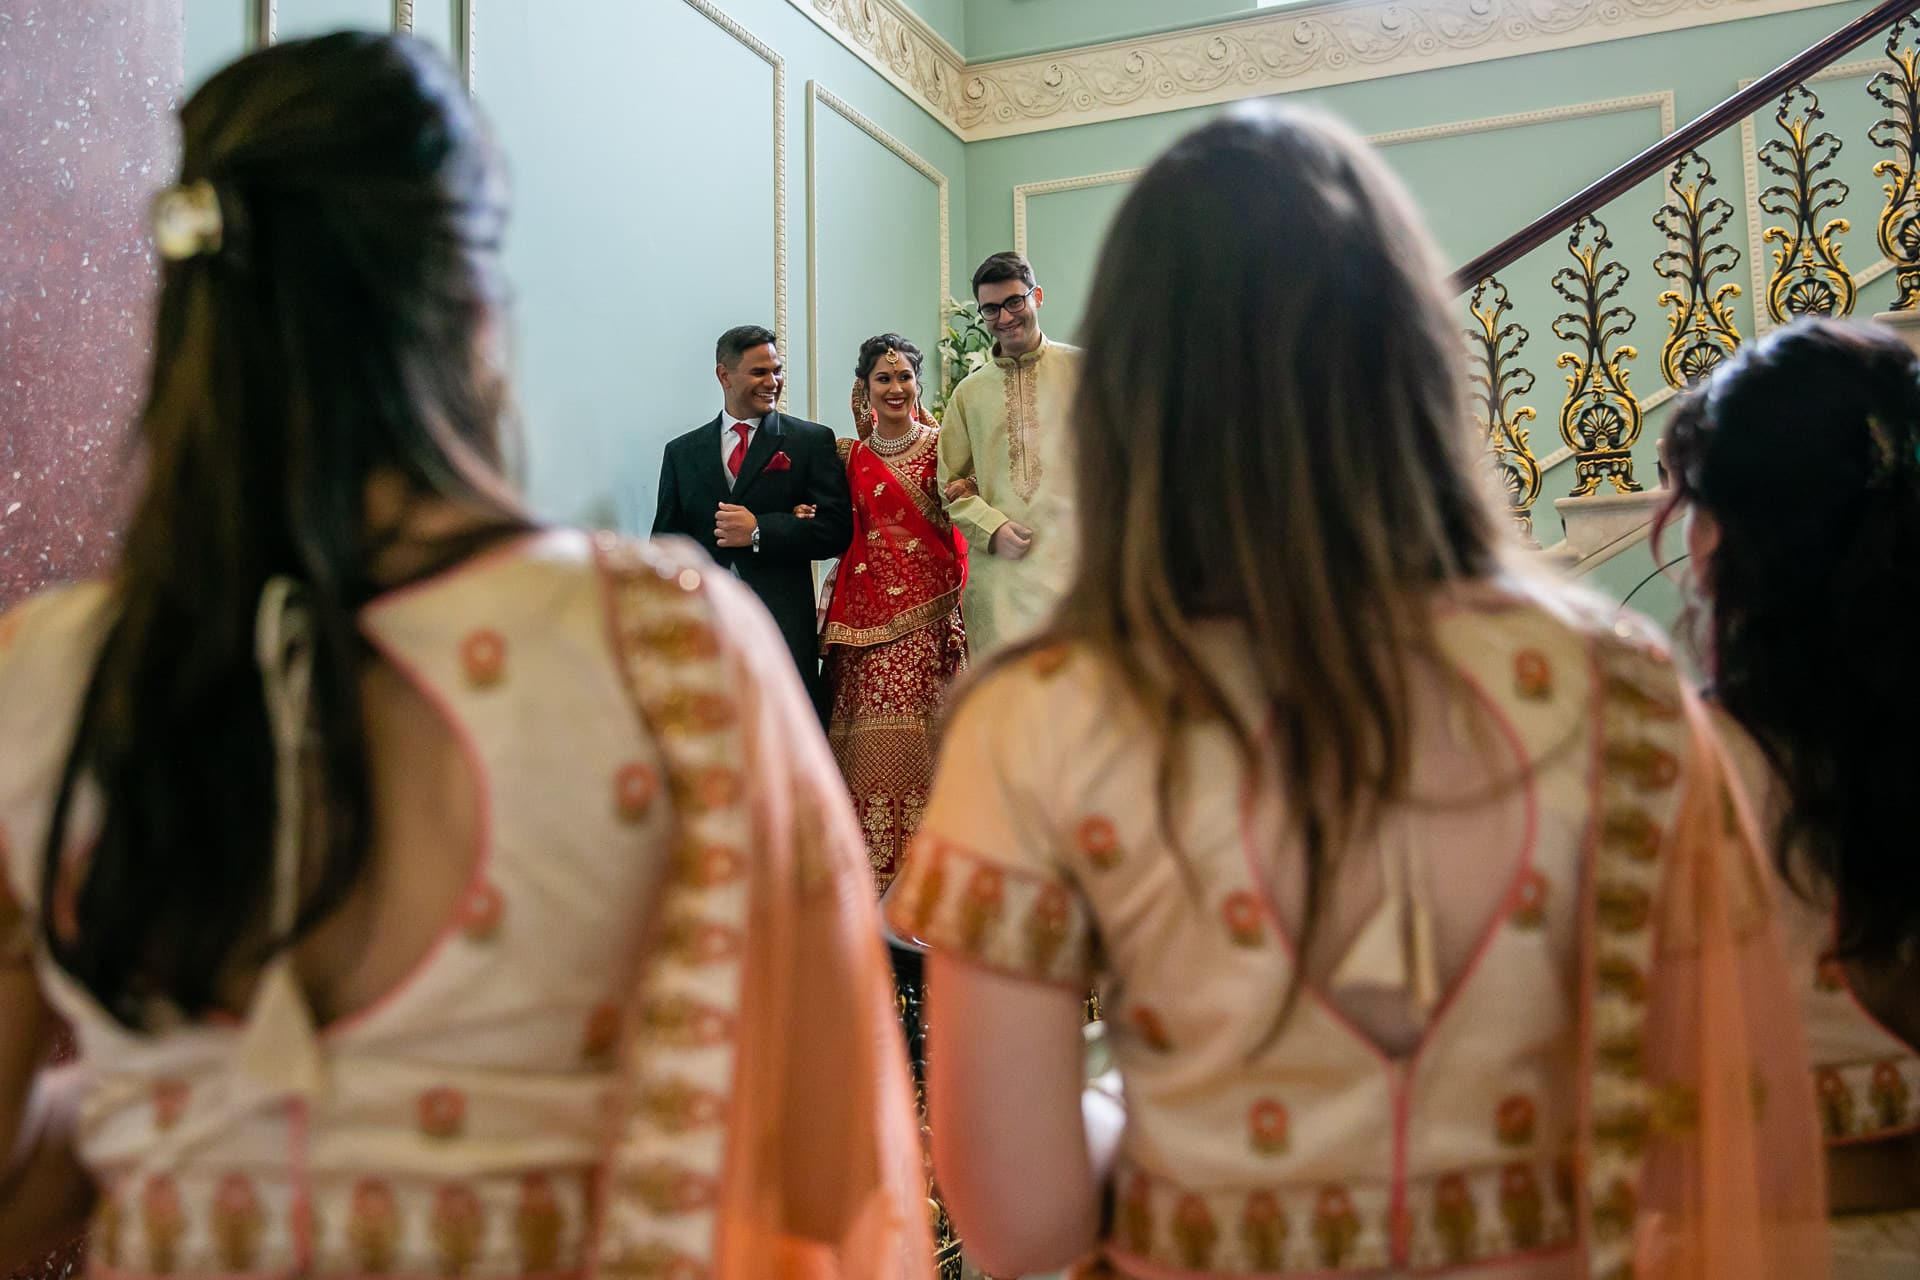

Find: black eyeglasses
978;289;1035;321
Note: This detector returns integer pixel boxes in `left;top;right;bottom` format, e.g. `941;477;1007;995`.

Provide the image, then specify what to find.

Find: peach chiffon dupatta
1585;631;1829;1280
592;535;933;1280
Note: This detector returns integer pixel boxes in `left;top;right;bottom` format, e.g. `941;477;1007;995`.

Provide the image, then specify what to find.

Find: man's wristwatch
750;526;762;553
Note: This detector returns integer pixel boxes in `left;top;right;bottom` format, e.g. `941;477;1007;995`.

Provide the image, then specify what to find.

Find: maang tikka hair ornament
151;180;224;262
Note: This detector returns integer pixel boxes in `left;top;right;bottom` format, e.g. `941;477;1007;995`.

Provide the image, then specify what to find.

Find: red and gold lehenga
822;417;968;894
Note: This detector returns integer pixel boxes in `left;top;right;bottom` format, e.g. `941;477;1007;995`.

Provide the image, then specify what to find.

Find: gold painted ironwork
1758;84;1856;323
1652;151;1742;388
1466;277;1544;544
1552;216;1645;497
1871;16;1920;311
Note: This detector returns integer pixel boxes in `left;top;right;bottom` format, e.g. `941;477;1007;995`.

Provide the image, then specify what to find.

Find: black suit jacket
652;411;852;712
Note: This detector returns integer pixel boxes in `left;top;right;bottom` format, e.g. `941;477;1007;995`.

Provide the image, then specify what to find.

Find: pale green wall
964;0;1273;61
911;0;966;52
963;0;1904;629
184;0;969;529
180;0;1900;633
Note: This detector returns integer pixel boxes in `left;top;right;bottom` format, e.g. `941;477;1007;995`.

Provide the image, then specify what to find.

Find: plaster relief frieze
953;0;1849;139
788;0;968;127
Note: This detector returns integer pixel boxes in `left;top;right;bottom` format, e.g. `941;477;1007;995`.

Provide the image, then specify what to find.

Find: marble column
0;0;182;614
1;5;180;1276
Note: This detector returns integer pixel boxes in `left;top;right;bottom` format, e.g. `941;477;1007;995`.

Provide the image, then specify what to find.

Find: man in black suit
653;325;851;718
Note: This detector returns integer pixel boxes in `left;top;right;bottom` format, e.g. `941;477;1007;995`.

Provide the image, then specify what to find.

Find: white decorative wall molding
684;0;791;376
393;1;413;32
1014;91;1677;256
461;0;476;92
805;81;952;420
956;0;1847;140
784;0;968;133
250;0;276;49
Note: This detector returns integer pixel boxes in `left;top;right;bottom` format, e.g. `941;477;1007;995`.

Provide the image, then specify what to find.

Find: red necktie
727;422;751;480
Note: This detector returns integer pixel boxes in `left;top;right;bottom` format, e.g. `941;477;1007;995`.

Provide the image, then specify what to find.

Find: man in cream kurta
939;252;1081;658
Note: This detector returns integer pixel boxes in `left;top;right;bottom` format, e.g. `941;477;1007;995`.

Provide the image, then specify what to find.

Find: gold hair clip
151;180;223;262
884;348;903;368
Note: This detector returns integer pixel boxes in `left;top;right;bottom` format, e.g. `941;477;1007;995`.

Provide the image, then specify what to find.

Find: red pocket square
766;451;793;472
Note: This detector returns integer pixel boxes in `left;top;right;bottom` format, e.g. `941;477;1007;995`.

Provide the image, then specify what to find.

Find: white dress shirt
720;411;762;488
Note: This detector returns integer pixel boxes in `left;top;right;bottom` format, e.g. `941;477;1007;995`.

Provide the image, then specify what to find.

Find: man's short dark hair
971;252;1036;296
716;324;778;367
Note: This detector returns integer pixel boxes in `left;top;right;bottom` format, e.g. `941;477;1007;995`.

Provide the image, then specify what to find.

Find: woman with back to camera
1657;316;1920;1278
885;104;1829;1279
0;33;928;1278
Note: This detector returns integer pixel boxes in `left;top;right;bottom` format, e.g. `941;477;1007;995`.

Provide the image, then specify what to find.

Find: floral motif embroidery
1591;1177;1637;1238
140;1175;184;1274
1501;1163;1546;1248
674;840;746;889
1605;740;1681;791
853;562;868;574
660;915;744;965
1597;1029;1646;1077
432;1184;485;1276
518;1174;564;1271
152;1079;188;1131
647;689;736;734
419;1086;467;1139
1511;868;1549;927
625;1163;722;1214
1002;353;1045;504
1248;1098;1290;1155
673;766;744;813
347;1179;401;1271
873;483;887;497
584;1002;621;1064
1514;649;1552;699
901;844;946;935
460;629;507;687
1076;815;1120;869
1595;880;1652;933
1818;1068;1856;1137
634;619;721;662
1312;1186;1360;1267
211;1173;264;1270
1025;882;1070;972
1222;891;1266;947
1240;1190;1289;1268
958;865;1005;953
459;880;504;941
1602;807;1661;863
642;995;736;1047
1131;1006;1173;1052
1872;1061;1911;1130
1172;1194;1218;1268
1497;1094;1537;1146
1604;672;1681;720
1597;952;1649;1002
640;1078;728;1132
615;762;660;821
1433;1172;1478;1262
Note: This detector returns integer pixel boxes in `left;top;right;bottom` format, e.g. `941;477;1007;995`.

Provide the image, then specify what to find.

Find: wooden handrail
1452;0;1920;291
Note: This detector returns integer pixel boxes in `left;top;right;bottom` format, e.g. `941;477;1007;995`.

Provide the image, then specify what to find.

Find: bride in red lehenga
821;334;968;894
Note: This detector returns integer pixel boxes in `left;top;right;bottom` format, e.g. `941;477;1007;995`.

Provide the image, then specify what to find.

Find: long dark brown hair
1656;317;1920;965
44;32;532;1027
1035;105;1503;984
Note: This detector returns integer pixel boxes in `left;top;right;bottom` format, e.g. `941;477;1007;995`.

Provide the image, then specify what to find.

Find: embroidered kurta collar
991;334;1050;369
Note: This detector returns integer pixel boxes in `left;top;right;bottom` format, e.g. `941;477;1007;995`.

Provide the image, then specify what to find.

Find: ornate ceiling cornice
788;0;1852;141
783;0;969;126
